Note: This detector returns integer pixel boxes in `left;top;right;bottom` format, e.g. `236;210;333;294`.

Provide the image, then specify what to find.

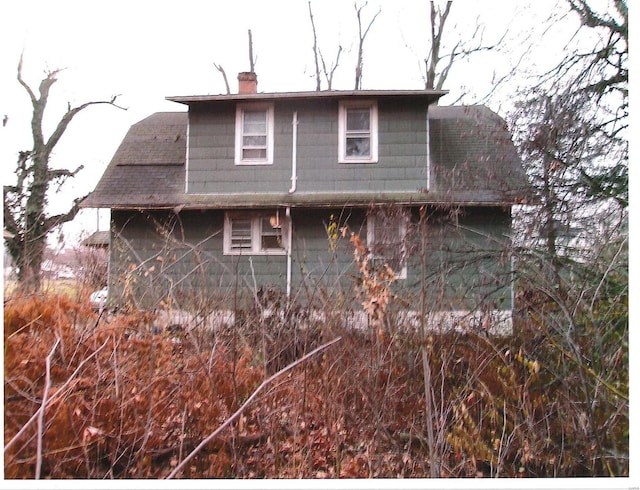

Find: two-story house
82;72;530;332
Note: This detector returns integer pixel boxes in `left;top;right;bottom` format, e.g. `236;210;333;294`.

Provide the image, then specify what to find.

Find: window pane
261;235;282;249
261;217;283;250
243;135;267;147
376;220;402;246
370;213;406;275
346;137;371;157
346;108;370;131
243;110;267;134
243;148;267;159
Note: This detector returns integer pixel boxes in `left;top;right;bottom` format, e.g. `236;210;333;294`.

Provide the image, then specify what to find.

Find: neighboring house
81;230;110;249
82;72;531;331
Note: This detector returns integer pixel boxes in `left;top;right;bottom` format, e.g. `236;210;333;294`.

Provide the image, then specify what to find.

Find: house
82;72;531;332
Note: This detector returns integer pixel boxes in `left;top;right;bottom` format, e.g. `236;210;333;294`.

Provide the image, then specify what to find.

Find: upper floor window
339;101;378;163
224;211;288;255
367;207;408;279
235;103;274;165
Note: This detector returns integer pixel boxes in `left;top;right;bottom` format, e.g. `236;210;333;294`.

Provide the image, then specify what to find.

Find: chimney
238;72;258;94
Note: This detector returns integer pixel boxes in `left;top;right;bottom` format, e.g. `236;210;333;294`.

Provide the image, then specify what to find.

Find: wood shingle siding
84;99;532;210
84;89;530;325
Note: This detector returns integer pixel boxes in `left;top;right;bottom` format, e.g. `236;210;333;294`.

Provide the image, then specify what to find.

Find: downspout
287;112;298;297
426;106;431;191
289;112;298;194
286;206;292;298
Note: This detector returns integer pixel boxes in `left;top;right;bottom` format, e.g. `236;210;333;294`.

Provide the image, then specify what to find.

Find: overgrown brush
4;293;262;478
4;291;628;478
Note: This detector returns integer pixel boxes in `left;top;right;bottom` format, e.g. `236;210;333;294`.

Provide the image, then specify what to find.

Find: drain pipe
286;206;292;298
286;112;298;298
289;112;298;194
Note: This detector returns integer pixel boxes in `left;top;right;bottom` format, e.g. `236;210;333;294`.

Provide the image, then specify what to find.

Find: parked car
90;287;108;311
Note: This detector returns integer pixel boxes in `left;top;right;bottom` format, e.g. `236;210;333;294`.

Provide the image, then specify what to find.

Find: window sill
338;158;378;164
234;160;274;166
223;250;287;256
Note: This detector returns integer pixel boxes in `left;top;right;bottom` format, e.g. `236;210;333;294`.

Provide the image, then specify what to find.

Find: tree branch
213;63;230;94
308;1;322;91
4;336;111;454
166;336;342;479
35;337;60;479
354;2;382;90
568;0;627;42
43;194;88;231
47;165;84;184
45;96;125;157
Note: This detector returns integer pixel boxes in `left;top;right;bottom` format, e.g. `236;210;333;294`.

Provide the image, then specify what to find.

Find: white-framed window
224;211;288;255
367;208;409;279
235;103;274;165
338;101;378;163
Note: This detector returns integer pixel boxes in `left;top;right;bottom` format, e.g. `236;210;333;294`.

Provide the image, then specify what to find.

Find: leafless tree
247;29;256;73
509;0;628;474
3;55;124;293
308;1;344;91
213;63;231;95
422;1;506;97
354;1;381;90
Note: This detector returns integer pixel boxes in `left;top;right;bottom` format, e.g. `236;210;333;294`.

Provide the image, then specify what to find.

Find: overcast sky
1;0;574;248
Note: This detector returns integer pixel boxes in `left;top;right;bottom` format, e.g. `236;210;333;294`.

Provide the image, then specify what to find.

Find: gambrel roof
82;98;531;210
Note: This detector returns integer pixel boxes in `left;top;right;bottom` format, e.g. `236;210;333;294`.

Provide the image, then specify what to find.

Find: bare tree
510;0;628;474
308;1;344;91
247;29;256;73
213;63;231;95
354;1;381;90
423;1;506;95
424;1;452;90
308;1;323;91
3;55;124;293
513;0;628;281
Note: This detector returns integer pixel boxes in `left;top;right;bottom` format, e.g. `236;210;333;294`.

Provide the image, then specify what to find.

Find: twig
166;336;342;479
35;336;60;479
5;336;111;453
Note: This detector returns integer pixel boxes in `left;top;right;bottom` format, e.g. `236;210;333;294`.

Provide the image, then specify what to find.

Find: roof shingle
82;104;532;210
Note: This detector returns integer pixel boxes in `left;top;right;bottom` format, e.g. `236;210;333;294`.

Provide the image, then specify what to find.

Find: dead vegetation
4;287;628;479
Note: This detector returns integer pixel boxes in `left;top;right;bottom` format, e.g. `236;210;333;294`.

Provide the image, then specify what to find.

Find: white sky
1;0;578;248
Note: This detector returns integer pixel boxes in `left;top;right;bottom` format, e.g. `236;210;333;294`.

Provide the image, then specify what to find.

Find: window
235;104;274;165
224;211;288;255
339;101;378;163
367;208;408;279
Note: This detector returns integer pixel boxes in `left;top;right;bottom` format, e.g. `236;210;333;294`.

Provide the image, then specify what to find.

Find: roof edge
166;89;447;105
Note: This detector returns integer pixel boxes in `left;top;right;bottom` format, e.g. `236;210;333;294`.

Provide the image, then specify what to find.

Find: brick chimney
238;72;258;94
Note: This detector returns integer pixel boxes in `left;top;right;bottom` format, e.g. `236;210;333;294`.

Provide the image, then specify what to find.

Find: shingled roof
428;105;531;202
82;112;187;209
82;104;531;210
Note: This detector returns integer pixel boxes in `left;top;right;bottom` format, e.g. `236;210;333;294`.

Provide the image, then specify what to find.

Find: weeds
4;289;628;478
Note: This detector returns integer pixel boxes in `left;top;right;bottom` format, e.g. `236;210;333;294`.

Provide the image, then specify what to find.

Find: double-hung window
339;101;378;163
224;211;287;255
235;103;274;165
367;208;408;279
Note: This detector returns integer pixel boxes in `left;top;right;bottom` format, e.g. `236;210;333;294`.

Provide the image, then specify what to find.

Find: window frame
234;103;275;165
224;211;288;256
338;100;378;163
366;208;408;279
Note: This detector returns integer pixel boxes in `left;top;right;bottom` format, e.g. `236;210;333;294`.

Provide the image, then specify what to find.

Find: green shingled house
83;73;531;332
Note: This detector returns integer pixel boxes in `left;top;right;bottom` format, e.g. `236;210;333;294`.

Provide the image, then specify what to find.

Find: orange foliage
4;293;628;479
4;293;262;479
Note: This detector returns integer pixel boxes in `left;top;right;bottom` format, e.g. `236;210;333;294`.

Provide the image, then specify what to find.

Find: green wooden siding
186;99;429;195
109;206;512;313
